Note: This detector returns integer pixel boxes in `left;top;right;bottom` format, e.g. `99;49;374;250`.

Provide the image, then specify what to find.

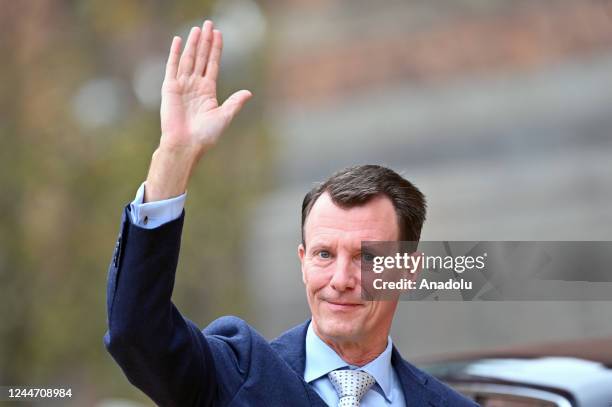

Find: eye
361;251;375;262
317;250;331;259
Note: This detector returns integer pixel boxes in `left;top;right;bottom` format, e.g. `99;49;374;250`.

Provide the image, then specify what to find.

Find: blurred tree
0;0;273;404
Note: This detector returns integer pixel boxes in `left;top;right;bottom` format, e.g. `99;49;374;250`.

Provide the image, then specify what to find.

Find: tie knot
328;369;376;406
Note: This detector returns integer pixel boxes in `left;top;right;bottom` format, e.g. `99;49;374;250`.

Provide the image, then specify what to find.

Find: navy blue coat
104;207;478;406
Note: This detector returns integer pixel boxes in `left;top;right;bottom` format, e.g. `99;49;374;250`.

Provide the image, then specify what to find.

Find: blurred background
1;0;611;405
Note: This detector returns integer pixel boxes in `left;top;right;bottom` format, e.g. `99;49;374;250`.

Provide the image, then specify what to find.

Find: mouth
324;300;365;312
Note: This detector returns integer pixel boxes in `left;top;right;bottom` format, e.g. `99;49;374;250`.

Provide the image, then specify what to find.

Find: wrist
157;136;205;157
144;145;200;202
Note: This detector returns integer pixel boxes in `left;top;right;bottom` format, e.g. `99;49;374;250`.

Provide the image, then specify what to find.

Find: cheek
366;301;386;316
368;301;396;325
303;266;331;294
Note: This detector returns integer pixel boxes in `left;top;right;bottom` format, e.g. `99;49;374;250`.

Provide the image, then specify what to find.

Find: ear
298;243;307;285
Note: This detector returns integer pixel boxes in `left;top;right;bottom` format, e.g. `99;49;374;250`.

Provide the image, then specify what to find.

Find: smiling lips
324;300;364;311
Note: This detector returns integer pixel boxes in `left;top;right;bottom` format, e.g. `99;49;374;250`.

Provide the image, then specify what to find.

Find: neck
312;324;389;366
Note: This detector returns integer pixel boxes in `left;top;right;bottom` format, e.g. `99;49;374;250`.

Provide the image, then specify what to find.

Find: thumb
220;90;253;122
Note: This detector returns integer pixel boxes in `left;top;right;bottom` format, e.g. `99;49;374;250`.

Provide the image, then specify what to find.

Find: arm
104;20;252;406
146;21;251;203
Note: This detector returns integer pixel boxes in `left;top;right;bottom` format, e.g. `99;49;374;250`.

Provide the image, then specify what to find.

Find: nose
329;254;359;292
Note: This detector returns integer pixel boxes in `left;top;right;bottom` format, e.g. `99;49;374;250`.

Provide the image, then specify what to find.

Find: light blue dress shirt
129;183;406;406
129;182;186;228
305;323;406;406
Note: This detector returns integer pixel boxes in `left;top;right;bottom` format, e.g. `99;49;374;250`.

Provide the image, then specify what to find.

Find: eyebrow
308;240;365;254
308;241;331;250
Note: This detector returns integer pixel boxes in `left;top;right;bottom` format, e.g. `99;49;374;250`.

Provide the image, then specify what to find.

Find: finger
194;20;214;76
220;90;253;123
164;36;182;81
205;29;223;82
177;26;201;77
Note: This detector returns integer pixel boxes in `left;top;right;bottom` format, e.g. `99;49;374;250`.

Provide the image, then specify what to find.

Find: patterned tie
328;369;376;407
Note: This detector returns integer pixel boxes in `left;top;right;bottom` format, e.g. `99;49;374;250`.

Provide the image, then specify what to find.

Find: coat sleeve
104;205;218;407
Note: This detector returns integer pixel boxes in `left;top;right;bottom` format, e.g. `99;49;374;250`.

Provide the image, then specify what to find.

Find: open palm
160;21;251;153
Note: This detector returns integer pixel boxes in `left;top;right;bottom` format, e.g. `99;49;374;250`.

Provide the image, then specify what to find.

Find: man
104;20;477;407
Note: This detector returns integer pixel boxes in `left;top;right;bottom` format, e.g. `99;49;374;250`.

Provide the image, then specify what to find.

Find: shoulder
203;316;307;367
203;315;259;339
202;316;270;365
394;353;479;406
200;316;274;400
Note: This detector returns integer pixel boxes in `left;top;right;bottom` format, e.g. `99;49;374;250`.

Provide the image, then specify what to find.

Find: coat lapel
270;319;328;406
270;320;309;376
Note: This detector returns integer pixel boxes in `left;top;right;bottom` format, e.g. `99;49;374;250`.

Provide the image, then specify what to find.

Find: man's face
298;192;400;344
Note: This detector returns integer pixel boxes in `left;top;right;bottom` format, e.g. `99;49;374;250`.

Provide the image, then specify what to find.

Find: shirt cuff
129;182;186;229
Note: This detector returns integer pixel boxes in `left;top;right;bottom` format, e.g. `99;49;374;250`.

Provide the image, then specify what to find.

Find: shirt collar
304;321;395;402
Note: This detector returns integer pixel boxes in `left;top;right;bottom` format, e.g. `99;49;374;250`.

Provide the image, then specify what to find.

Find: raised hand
160;20;252;152
145;21;252;202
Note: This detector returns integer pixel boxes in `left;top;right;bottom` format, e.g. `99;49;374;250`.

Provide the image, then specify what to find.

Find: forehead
303;192;399;245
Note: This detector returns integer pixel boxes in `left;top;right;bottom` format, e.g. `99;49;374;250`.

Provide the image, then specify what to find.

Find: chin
316;314;362;341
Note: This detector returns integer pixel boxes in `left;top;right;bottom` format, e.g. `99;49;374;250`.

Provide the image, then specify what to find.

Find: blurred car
416;336;612;407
